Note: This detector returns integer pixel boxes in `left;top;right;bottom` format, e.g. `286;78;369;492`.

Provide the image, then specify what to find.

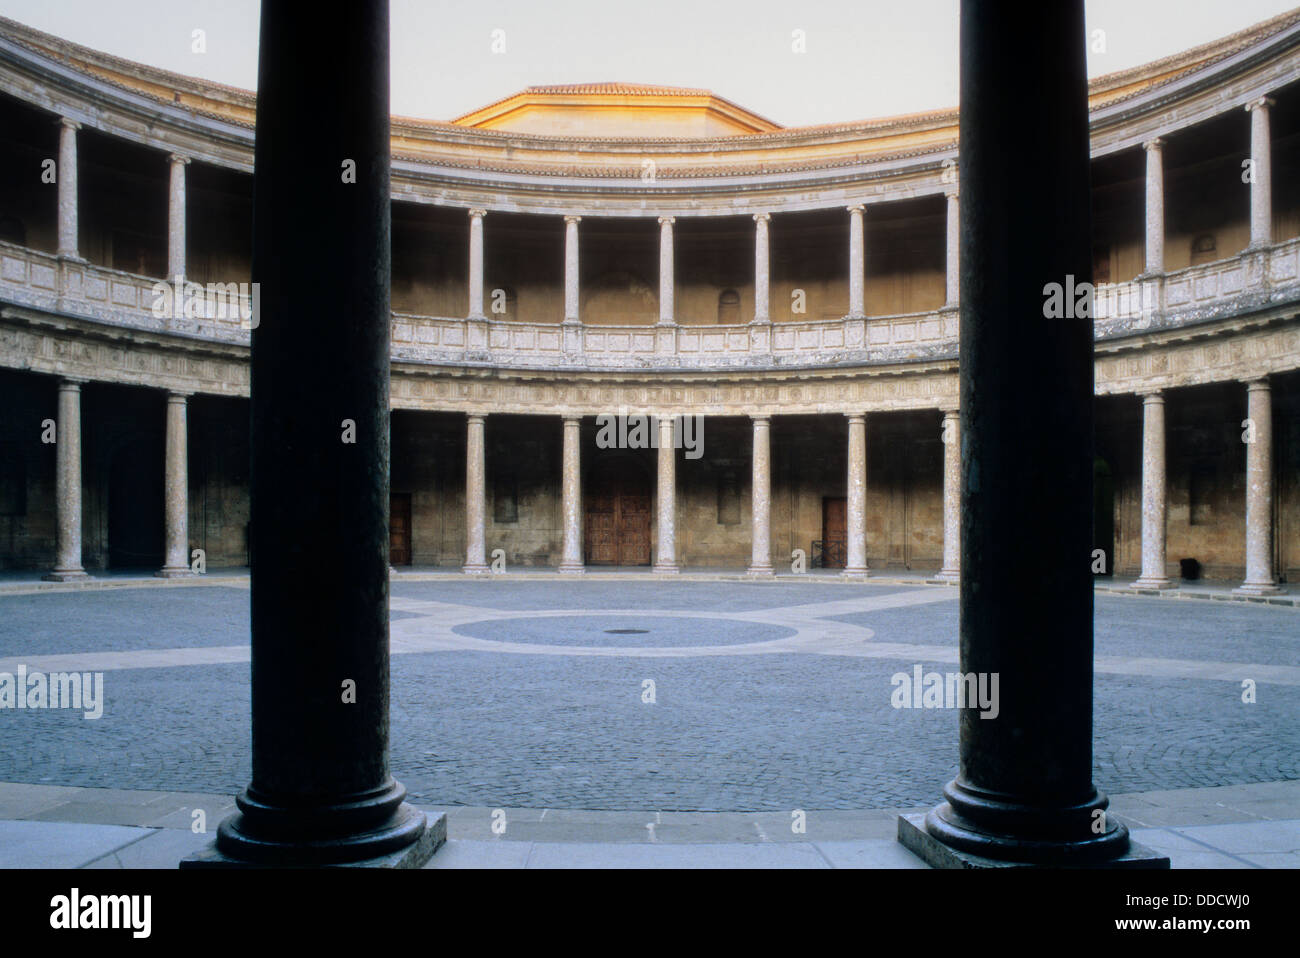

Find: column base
930;569;960;585
746;564;774;577
184;808;444;870
652;563;680;575
898;814;1168;869
558;562;586;575
1131;576;1176;591
842;566;870;579
910;779;1142;867
42;569;88;582
1233;581;1283;596
462;563;490;575
156;566;194;579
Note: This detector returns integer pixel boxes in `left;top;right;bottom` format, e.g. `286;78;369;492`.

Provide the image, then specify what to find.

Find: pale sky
0;1;1295;127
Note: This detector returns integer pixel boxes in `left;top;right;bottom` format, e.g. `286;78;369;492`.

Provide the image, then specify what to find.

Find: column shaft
1236;379;1281;594
748;416;773;574
44;379;87;581
209;0;432;866
56;119;79;259
1248;98;1273;248
936;408;960;583
563;216;581;323
1144;139;1164;274
658;217;675;325
848;206;865;318
653;415;679;572
168;154;189;283
158;392;192;577
753;213;770;323
944;190;959;306
915;0;1132;865
845;414;868;575
559;416;584;573
1134;392;1172;589
464;414;488;573
468;209;486;318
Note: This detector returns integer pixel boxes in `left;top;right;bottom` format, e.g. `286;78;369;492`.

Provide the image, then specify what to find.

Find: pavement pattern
0;579;1297;812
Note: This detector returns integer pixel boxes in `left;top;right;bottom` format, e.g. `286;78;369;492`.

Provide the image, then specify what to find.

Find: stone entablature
1;13;1297;215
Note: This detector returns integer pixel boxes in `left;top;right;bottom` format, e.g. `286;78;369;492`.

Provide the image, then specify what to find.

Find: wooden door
585;459;652;566
390;492;412;565
822;496;847;569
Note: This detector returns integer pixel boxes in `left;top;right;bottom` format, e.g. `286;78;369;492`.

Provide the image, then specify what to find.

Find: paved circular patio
0;579;1297;811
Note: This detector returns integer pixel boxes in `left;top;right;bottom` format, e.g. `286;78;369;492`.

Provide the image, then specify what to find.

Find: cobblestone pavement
0;580;1296;811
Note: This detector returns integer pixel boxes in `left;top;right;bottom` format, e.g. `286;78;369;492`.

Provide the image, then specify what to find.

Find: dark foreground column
186;0;439;867
899;0;1164;868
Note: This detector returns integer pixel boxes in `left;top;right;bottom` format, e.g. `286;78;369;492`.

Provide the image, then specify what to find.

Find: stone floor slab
0;820;153;869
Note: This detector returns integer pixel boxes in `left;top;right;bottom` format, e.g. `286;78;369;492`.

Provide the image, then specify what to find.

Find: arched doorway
108;437;164;569
584;455;651;566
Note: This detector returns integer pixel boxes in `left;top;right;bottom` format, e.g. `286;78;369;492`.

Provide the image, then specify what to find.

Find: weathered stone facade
1;12;1299;584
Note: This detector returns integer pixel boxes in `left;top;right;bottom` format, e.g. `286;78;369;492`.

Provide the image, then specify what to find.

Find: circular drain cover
604;628;648;634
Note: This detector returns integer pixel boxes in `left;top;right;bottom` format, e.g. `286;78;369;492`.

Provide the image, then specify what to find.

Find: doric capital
1142;137;1164;152
57;376;88;389
845;204;864;215
845;413;867;424
466;413;487;425
1245;96;1275;113
940;405;959;417
752;212;771;224
944;186;959;200
168;152;191;166
58;117;81;132
751;415;771;425
468;208;487;219
166;390;193;402
1245;377;1271;392
564;214;582;225
1138;389;1165;403
658;215;676;227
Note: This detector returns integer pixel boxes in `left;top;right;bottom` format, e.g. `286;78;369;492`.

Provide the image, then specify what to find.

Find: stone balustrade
3;237;1300;373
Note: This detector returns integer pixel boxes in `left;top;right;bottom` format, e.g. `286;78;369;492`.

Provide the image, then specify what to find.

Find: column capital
168;152;192;166
845;412;867;424
564;214;582;225
752;212;771;224
940;404;959;416
1138;389;1165;402
658;215;676;226
468;207;487;219
944;186;959;200
562;414;582;424
1142;136;1164;152
57;376;88;389
1245;96;1275;112
1245;376;1272;392
166;390;193;401
466;413;486;425
750;414;770;425
845;204;864;215
58;117;82;131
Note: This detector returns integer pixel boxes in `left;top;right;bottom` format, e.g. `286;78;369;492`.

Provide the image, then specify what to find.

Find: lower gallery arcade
2;366;1298;588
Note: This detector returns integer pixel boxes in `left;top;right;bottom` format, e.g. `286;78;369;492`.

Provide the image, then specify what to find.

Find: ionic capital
1245;96;1275;113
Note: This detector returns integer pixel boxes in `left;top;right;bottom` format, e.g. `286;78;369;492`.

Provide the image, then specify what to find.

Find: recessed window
717;289;740;325
1191;234;1217;266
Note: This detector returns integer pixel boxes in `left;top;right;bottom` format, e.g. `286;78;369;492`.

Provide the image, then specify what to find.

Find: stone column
944;188;959;307
657;216;675;326
468;208;486;319
1235;379;1281;595
1133;391;1173;589
935;407;960;583
168;153;190;284
903;0;1141;867
558;415;584;573
196;0;437;868
563;215;581;324
847;205;865;318
1143;138;1164;274
844;414;869;576
753;213;770;323
1247;98;1274;249
748;416;773;575
157;392;193;578
463;414;489;574
43;378;87;582
56;118;80;259
653;415;679;573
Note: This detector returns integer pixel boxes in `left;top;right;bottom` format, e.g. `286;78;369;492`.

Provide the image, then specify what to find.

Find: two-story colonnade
2;12;1300;588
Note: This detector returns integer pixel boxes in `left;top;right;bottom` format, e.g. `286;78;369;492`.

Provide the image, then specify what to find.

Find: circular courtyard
0;579;1296;811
